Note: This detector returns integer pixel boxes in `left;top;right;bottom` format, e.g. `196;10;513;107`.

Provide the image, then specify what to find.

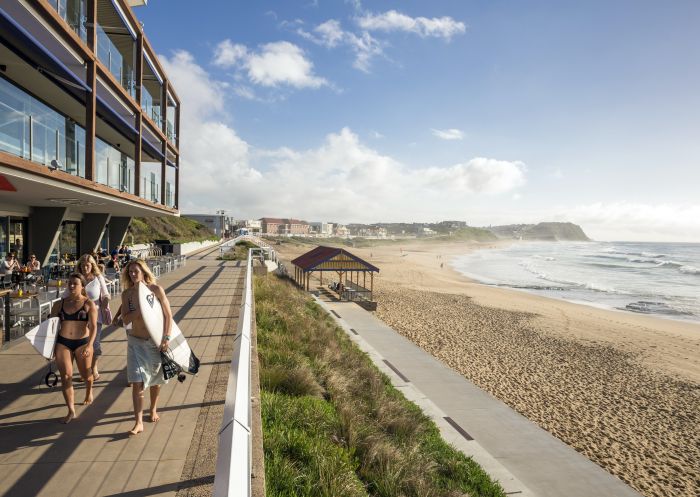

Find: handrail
213;250;253;497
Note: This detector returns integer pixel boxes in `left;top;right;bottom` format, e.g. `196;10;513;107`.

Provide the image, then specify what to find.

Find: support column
108;217;132;250
85;1;97;181
29;207;67;267
79;213;111;255
134;33;143;197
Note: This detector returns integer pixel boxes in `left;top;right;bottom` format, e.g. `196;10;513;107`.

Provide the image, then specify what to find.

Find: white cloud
314;19;345;47
212;39;328;89
212;40;248;68
298;20;384;72
247;41;328;88
432;128;464;140
416;158;526;194
358;10;466;40
562;202;700;242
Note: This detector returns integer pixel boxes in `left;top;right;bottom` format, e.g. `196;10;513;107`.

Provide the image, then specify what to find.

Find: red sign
0;175;17;192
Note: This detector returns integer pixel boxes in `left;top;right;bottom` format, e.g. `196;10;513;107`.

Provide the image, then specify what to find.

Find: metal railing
214;250;253;497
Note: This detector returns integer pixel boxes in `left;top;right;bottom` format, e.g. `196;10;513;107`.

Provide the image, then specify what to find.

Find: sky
135;0;700;242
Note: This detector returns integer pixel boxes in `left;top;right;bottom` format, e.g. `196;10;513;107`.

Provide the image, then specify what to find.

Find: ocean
451;241;700;323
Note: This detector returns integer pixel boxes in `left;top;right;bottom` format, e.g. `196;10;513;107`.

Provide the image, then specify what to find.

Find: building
0;0;180;265
236;219;261;234
184;213;231;238
309;221;333;236
260;217;310;235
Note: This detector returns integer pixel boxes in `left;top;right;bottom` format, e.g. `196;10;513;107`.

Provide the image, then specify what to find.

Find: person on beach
120;259;172;435
76;254;111;381
50;273;98;423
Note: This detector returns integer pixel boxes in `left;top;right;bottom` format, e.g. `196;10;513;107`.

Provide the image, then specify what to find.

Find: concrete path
317;296;643;497
0;253;244;497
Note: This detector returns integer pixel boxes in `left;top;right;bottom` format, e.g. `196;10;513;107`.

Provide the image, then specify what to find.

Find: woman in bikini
76;254;110;380
50;273;98;423
120;259;172;436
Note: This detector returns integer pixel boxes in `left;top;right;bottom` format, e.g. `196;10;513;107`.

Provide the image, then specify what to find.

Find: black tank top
59;299;89;322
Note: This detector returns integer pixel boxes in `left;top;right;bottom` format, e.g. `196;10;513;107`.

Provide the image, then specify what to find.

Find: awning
0;6;91;97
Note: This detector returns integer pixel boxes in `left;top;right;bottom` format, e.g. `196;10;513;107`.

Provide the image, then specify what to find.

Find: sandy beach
274;239;700;497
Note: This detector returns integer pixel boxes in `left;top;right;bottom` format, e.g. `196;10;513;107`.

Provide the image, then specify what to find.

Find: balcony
0;76;85;177
47;0;88;43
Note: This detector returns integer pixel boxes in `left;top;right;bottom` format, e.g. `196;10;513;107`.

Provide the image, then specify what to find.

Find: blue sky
136;1;699;241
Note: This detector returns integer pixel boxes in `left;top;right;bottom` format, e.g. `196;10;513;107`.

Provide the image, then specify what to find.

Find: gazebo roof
291;246;379;273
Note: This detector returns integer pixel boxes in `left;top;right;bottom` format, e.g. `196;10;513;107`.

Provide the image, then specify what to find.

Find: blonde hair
121;259;156;289
77;254;102;277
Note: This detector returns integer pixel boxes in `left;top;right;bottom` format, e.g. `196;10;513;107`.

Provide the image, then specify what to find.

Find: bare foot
149;410;160;423
83;394;93;405
93;373;100;381
61;411;76;424
128;423;144;436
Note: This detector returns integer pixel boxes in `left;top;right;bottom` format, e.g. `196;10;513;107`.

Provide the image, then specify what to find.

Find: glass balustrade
47;0;87;42
0;77;85;177
95;137;135;194
96;24;136;99
141;86;162;127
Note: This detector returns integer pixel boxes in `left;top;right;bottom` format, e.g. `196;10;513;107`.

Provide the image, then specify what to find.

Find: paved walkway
315;293;643;497
0;251;245;497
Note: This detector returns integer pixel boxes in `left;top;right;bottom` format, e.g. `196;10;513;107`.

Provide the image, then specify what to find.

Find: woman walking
76;254;110;380
50;273;98;423
120;260;172;436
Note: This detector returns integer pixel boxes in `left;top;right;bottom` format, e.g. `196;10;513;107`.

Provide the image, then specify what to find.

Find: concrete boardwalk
317;295;643;497
0;252;245;497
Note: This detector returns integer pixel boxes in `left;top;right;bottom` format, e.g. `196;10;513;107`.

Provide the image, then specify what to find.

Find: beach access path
0;250;245;497
315;294;644;497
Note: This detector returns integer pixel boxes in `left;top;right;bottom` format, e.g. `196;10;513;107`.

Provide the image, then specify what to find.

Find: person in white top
25;254;41;271
2;253;20;276
76;254;110;380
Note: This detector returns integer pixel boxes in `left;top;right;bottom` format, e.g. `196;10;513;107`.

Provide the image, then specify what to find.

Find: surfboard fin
188;351;200;375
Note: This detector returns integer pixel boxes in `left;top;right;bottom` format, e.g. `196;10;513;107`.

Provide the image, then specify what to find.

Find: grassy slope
126;217;218;244
256;275;506;497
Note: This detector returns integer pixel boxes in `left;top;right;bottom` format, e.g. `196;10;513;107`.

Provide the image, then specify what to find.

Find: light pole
217;209;226;238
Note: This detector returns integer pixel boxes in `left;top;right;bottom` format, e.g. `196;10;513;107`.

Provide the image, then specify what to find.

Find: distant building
309;222;334;236
184;214;231;237
260;217;310;235
236;219;261;233
334;225;349;237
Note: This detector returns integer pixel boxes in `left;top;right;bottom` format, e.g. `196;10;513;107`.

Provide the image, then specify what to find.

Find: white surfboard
25;317;60;360
137;281;199;375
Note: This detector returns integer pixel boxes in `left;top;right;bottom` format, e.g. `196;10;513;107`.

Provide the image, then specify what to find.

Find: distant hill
127;217;217;244
487;222;590;241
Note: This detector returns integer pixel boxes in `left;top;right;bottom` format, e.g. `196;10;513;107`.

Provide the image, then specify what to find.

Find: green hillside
488;222;590;241
126;216;218;244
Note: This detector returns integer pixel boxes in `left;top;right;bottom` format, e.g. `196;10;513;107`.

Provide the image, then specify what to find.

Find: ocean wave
680;265;700;275
520;262;621;294
623;301;694;316
600;248;667;259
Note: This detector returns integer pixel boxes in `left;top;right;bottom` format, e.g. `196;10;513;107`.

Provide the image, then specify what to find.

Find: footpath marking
444;416;474;441
383;359;410;382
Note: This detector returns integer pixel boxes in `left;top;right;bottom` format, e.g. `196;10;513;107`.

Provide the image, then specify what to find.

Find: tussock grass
256;274;506;497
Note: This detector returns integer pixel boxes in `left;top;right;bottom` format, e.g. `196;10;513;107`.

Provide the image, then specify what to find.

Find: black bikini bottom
56;335;89;352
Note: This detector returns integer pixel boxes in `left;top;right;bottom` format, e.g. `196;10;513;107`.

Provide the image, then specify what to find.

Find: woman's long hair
68;272;89;297
120;259;156;289
77;254;102;277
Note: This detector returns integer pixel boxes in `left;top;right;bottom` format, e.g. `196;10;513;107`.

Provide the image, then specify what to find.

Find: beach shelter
290;246;379;300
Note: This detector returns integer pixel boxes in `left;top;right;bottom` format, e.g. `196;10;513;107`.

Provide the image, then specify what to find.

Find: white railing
214;250;253;497
220;235;277;262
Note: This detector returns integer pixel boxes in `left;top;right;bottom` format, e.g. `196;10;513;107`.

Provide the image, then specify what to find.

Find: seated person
25;254;41;271
107;255;120;271
1;253;20;276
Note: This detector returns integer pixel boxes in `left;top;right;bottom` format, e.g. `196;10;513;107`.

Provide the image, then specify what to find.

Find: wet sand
275;239;700;497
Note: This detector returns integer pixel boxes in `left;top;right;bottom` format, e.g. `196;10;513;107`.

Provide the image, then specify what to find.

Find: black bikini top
59;299;89;322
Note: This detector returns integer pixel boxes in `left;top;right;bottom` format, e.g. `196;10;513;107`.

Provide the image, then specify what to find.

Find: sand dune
275;239;700;497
